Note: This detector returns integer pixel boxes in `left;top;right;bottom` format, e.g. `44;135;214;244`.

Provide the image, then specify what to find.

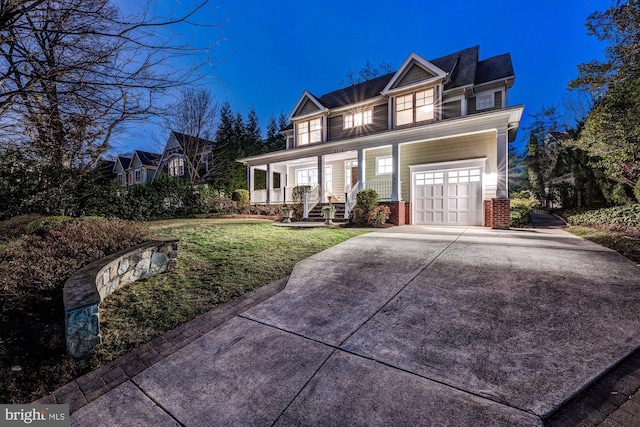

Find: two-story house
237;46;524;227
156;131;215;184
113;150;161;186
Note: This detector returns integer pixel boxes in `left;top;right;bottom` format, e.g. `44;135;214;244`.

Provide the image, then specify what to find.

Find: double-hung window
297;118;322;145
396;88;435;126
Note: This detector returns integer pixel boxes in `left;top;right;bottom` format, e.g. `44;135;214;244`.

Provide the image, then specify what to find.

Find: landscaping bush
291;185;311;219
24;216;74;236
510;197;539;227
356;189;379;212
232;189;250;211
0;217;149;295
350;189;381;226
564;204;640;232
634;179;640;203
367;205;391;227
0;214;42;241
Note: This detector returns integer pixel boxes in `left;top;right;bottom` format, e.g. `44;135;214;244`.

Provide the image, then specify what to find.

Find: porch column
357;149;364;184
248;166;255;204
391;143;400;202
266;163;271;204
317;155;324;200
496;128;508;198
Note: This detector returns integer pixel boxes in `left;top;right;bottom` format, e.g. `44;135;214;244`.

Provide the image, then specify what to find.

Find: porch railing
302;185;320;219
365;181;392;200
344;182;363;219
252;189;267;204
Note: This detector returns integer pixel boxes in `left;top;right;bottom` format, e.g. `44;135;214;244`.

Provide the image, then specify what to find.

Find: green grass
97;220;366;360
567;226;640;264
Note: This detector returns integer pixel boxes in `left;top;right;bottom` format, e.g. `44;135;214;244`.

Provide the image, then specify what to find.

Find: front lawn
566;226;640;264
0;218;365;404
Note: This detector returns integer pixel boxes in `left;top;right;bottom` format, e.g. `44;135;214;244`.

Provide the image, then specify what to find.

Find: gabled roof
115;155;131;171
382;52;448;94
289;91;325;120
291;45;515;113
171;131;216;152
133;150;161;167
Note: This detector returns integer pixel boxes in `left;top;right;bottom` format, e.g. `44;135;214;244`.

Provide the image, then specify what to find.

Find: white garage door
413;168;482;225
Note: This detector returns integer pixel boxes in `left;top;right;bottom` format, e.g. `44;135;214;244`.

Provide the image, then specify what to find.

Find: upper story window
168;157;185;177
396;88;434;126
134;169;142;183
297;117;322;145
476;92;495;110
344;109;373;129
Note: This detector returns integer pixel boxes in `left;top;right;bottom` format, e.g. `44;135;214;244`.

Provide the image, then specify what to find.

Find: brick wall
485;198;510;229
381;202;410;226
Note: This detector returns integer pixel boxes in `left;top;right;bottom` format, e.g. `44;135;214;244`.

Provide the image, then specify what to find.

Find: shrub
564;204;640;232
291;186;311;219
24;216;74;236
0;217;149;295
510;197;539;227
634;179;640;203
356;189;379;212
510;191;531;200
350;189;379;226
232;189;250;211
367;205;391;227
0;214;43;240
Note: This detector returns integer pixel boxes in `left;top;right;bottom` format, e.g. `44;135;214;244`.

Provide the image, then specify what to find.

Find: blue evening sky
114;0;611;155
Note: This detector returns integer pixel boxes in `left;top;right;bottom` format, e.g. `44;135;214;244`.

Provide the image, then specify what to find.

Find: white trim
382;52;448;95
409;157;487;173
238;106;524;166
289;91;325;121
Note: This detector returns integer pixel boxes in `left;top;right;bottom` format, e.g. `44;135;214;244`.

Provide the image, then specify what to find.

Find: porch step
306;203;347;222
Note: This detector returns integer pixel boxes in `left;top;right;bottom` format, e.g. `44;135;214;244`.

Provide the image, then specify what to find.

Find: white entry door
413;168;482;225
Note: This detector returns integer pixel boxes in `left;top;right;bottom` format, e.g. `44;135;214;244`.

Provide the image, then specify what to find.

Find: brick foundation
382;202;410;226
484;198;511;229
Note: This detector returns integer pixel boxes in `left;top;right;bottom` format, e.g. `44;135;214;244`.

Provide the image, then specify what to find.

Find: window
296;167;318;186
396;88;435;126
296;166;332;190
476;92;494;110
344;109;373;129
297;118;322;145
134;169;142;183
376;156;393;175
448;168;481;183
168;157;185;177
117;173;124;185
415;172;444;185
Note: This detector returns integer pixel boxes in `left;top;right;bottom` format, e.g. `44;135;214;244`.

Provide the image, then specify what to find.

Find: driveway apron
70;226;640;426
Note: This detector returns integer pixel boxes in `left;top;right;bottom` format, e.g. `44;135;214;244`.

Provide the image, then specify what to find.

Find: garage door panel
413;167;482;226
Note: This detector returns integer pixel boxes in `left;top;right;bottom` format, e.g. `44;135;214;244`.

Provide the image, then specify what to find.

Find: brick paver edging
545;349;640;426
33;277;289;413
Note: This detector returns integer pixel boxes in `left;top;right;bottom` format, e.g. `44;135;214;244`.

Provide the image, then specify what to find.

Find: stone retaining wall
63;237;179;358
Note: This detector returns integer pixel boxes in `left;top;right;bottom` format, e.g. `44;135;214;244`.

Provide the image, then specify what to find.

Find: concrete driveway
70;226;640;426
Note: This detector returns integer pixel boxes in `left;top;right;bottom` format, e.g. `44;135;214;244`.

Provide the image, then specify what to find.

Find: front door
351;167;359;186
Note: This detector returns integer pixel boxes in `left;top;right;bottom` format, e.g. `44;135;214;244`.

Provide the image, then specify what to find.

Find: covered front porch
246;148;408;207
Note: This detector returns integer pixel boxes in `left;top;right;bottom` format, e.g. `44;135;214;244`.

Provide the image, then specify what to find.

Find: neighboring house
156;131;215;183
237;45;524;226
113;150;161;186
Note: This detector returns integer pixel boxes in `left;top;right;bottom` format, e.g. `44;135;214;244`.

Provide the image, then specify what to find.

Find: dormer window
396;88;435;126
344;109;373;129
297;117;321;145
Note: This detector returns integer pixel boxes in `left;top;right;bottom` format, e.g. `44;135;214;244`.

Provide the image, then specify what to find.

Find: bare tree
342;59;393;87
0;0;221;189
164;89;219;184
